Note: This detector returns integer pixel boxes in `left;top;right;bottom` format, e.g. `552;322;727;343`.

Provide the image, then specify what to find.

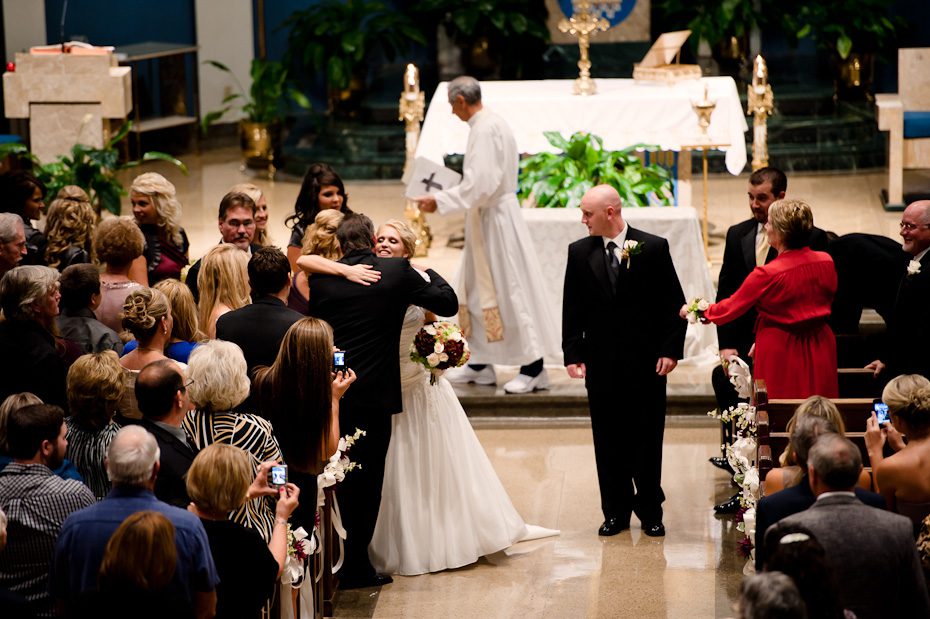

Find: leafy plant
781;0;901;60
0;123;187;216
201;58;311;132
283;0;425;111
657;0;768;51
518;132;673;209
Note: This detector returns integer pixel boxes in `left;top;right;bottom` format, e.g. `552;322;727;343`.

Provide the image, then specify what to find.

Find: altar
416;77;749;178
522;206;719;395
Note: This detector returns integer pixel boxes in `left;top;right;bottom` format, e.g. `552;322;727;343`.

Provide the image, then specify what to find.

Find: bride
298;219;556;576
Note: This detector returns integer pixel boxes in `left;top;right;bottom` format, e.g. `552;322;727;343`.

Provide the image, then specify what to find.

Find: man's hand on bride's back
332;368;357;399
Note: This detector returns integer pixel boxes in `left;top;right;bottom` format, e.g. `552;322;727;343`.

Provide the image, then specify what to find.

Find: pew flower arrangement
685;297;710;324
282;524;314;586
410;321;471;385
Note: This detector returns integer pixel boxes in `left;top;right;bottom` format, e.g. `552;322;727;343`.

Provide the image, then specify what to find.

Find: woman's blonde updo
767;199;814;250
883;375;930;434
44;185;97;269
301;209;344;259
130;173;184;248
121;287;170;341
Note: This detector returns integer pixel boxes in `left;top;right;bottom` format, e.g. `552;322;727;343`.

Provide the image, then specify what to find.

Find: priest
415;76;560;394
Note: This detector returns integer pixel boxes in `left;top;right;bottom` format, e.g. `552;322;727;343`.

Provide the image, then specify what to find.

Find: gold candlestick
746;54;774;171
558;0;610;96
398;63;431;256
691;83;717;139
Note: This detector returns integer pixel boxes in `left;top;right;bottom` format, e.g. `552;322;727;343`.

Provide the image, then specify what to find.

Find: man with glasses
866;200;930;380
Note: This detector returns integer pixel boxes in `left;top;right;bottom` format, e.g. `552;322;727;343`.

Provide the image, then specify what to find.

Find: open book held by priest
404;157;461;199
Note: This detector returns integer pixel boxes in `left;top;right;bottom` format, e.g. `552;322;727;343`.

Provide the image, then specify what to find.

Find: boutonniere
620;240;644;269
907;259;922;277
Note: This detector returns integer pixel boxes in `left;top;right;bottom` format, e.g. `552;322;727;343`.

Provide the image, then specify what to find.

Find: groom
309;213;458;588
562;185;686;537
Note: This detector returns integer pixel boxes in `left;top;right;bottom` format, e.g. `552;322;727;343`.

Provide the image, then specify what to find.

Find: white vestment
435;108;560;365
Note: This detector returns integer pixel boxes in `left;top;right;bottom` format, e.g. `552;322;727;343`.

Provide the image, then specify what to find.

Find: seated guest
197;244;251;339
118;287;173;418
50;425;218;618
0;404;94;617
0;171;47;266
289;209;344;313
765;395;871;494
0;393;81;480
0;213;27;279
129;173;190;285
130;359;196;508
183;340;283;541
122;279;203;363
56;264;123;354
254;317;354;531
766;433;930;618
43;186;95;271
229;182;271;246
737;572;807;619
763;525;852;619
0;507;31;618
866;374;930;524
65;351;126;499
216;246;303;381
187;444;298;618
755;417;884;569
93;216;144;333
86;511;192;618
185;191;259;303
0;266;68;409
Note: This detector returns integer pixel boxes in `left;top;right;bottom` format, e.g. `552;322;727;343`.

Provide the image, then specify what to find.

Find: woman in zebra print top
183;339;283;542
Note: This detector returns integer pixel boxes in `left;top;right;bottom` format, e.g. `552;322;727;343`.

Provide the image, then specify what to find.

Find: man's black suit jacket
886;249;930;378
184;242;263;303
308;249;458;415
562;227;686;382
717;219;830;356
216;296;304;379
121;417;197;509
754;477;884;570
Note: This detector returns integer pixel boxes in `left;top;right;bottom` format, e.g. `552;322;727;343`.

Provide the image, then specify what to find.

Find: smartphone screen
874;401;890;426
269;464;288;487
334;350;346;372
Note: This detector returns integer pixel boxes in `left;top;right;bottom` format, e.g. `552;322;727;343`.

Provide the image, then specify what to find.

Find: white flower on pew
282;525;315;586
742;467;760;500
728;436;757;473
907;259;921;276
726;355;752;398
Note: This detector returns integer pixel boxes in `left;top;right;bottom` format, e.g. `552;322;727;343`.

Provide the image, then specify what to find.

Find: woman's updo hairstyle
301;209;344;259
767;199;814;250
895;385;930;433
121;287;170;341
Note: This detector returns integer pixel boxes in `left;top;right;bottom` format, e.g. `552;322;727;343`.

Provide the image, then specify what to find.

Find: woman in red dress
686;199;838;399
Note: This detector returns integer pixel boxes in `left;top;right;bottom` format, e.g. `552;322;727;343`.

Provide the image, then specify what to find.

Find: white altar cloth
417;77;749;175
522;206;719;395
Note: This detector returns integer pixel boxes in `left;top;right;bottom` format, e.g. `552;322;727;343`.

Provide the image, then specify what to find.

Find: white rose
424;325;437;335
448;332;462;341
426;353;441;367
439;353;449;362
623;240;638;250
697;299;710;311
434;341;445;354
742;507;756;538
908;259;922;275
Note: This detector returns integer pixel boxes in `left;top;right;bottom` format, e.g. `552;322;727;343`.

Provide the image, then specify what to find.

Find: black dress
200;519;279;619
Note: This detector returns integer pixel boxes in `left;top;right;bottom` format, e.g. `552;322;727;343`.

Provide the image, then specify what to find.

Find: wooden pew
837;367;882;399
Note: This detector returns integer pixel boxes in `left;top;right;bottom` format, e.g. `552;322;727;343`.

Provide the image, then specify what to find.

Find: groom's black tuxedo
562;227;686;525
309;248;457;581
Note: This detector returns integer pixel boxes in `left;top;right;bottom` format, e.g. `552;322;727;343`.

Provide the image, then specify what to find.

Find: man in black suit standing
309;213;458;587
866;200;930;381
185;191;262;303
216;247;303;380
562;184;686;537
131;359;197;509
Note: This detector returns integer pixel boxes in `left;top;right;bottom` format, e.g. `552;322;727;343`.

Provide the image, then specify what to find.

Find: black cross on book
420;172;443;192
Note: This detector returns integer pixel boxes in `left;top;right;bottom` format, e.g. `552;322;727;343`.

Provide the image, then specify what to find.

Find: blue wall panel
45;0;196;47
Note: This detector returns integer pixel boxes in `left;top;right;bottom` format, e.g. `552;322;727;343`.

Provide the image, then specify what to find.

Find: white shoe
445;365;497;386
503;370;549;394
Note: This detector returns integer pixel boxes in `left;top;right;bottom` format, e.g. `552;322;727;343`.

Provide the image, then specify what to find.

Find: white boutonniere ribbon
620;240;643;269
907;260;922;277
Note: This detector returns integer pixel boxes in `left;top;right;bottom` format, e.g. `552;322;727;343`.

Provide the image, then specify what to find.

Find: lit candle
404;64;419;100
753;55;767;94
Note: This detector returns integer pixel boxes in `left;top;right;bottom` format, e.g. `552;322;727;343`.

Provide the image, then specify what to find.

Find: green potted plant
202;58;311;162
283;0;425;116
0;122;186;216
414;0;550;79
518;131;673;208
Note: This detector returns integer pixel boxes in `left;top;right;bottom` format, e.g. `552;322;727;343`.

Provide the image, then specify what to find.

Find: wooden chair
876;48;930;209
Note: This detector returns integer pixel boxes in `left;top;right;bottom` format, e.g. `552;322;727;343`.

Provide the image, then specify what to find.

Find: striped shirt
65;418;122;500
0;462;95;618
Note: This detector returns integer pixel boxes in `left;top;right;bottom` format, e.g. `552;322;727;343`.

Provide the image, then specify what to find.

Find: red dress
705;247;838;399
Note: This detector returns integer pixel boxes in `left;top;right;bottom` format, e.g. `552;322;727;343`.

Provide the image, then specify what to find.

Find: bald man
562;185;686;537
866;199;930;380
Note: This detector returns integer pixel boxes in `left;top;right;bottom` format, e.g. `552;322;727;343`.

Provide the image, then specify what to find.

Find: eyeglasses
181;378;195;392
900;221;930;232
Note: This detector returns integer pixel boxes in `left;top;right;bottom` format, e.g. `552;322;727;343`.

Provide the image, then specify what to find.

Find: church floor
121;146;907;618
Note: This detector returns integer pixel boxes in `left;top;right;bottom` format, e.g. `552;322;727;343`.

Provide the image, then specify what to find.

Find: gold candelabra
398;63;431;256
691;83;717;139
746;54;774;171
558;0;613;96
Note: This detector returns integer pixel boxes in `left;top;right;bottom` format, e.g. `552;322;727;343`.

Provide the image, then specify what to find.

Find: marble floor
116;148;909;618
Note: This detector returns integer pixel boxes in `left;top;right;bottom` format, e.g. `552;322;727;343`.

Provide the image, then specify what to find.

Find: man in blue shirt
51;425;219;618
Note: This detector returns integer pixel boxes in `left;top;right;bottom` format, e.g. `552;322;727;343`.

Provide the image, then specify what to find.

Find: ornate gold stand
398;63;431;256
558;0;611;96
746;55;774;171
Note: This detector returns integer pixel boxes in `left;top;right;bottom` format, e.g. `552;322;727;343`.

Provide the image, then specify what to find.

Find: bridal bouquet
410;321;471;385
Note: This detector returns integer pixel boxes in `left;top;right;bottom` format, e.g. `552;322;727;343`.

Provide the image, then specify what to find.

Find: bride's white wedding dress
369;305;557;576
